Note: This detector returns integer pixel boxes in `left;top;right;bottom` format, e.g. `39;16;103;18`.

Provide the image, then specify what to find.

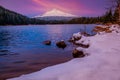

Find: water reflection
46;25;64;34
44;25;65;41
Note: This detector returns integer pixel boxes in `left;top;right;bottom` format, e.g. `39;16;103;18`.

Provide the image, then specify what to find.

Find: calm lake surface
0;24;96;79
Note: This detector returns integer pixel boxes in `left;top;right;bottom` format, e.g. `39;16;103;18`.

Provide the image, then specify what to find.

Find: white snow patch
73;32;82;38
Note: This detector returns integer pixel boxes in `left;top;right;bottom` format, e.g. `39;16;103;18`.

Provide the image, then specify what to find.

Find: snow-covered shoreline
8;24;120;80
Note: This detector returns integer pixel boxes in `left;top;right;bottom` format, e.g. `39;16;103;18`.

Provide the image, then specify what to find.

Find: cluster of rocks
72;25;120;58
69;32;90;58
43;25;120;58
68;32;90;48
43;40;67;49
43;32;90;58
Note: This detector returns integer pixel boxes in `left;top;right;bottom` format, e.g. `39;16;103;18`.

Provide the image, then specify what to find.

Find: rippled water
0;24;96;79
0;24;95;50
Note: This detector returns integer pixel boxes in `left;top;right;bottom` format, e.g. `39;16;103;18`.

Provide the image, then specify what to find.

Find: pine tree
116;0;120;24
113;7;119;22
103;9;113;23
111;0;120;24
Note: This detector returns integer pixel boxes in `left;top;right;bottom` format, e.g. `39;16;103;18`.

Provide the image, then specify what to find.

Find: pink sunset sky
0;0;108;17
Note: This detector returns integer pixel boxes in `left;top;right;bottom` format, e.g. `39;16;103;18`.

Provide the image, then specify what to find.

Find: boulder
72;32;82;41
68;32;82;43
43;40;51;45
56;40;67;49
72;49;85;58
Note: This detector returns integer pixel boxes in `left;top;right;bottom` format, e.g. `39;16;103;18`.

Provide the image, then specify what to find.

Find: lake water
0;24;96;79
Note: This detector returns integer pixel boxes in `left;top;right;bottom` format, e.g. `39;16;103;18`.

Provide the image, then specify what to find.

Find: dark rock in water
72;49;85;58
43;40;51;45
56;40;67;49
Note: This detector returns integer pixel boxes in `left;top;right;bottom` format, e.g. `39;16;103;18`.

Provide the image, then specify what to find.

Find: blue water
0;24;95;50
0;24;96;79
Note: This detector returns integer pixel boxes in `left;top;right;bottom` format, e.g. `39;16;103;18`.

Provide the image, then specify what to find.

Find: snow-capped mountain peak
34;9;77;17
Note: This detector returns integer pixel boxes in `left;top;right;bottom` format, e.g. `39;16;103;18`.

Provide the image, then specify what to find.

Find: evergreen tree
110;0;120;24
113;7;119;22
103;9;113;23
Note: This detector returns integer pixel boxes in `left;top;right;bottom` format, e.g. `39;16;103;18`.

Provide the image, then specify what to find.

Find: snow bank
72;32;82;39
8;25;120;80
